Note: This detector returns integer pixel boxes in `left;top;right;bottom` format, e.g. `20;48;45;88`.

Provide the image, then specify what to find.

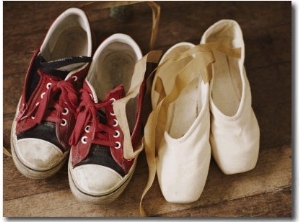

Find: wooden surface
3;1;292;217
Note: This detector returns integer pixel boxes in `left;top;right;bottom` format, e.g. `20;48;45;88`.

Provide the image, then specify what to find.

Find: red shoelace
18;71;78;127
69;88;116;148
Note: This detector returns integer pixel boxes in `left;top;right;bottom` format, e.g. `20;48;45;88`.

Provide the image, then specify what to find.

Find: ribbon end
147;50;163;63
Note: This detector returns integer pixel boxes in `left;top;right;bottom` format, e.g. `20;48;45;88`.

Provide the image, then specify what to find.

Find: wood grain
3;1;292;217
3;145;291;217
158;188;292;217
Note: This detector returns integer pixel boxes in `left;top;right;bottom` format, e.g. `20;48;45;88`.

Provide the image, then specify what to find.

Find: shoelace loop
69;88;116;148
20;73;79;126
17;54;92;127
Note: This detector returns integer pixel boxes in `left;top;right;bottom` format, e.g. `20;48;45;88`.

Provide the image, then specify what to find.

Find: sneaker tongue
97;109;107;125
36;55;92;79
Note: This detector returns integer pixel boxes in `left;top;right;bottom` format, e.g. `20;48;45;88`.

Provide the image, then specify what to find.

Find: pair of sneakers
10;8;157;203
141;19;260;209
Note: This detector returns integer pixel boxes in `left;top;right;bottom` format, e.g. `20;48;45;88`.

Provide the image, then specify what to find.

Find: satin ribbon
140;43;241;216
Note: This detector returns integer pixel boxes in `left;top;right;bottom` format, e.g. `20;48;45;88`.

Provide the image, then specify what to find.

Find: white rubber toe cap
70;164;123;196
15;138;65;171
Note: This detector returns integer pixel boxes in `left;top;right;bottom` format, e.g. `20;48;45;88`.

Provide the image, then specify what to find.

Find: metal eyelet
35;102;40;106
31;116;35;119
41;92;46;99
115;142;121;149
61;118;67;126
113;130;120;138
72;76;78;81
85;125;90;133
46;82;52;89
110;98;116;116
113;119;119;127
81;136;88;144
62;108;69;115
110;98;116;103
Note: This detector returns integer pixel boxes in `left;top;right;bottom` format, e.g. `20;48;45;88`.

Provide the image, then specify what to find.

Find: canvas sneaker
200;19;260;174
11;8;92;179
68;33;150;203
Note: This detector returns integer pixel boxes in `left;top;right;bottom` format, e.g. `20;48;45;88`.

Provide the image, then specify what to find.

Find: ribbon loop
113;50;162;160
69;88;114;147
26;77;78;125
140;43;242;216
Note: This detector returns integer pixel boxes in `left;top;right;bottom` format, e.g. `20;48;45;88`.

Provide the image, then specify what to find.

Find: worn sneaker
11;8;92;179
68;34;146;203
200;19;260;174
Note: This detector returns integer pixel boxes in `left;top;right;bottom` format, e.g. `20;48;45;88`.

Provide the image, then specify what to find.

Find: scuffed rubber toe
70;164;122;196
12;138;68;179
